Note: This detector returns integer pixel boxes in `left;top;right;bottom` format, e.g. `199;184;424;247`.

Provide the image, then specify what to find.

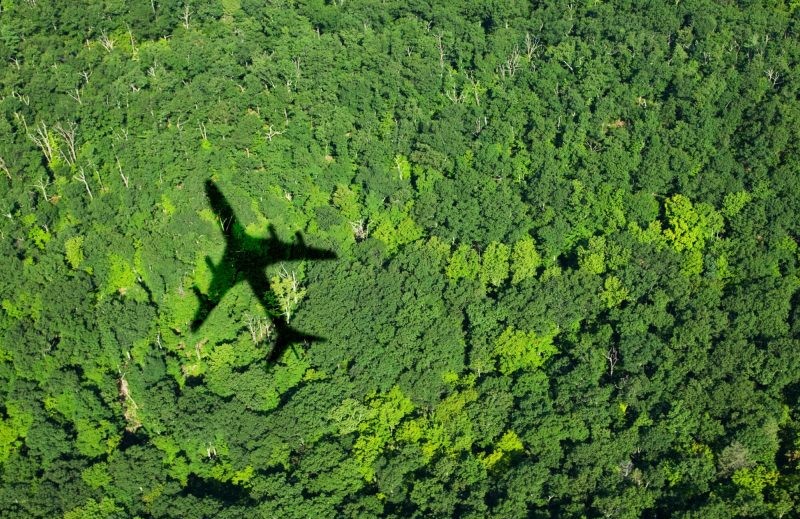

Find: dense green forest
1;0;800;517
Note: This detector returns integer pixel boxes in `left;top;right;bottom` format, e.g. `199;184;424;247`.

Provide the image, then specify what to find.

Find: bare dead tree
54;122;78;165
766;68;780;88
114;128;130;141
198;121;208;141
0;156;10;180
394;156;407;180
508;46;521;76
74;167;93;200
264;124;283;142
474;116;488;136
525;32;542;59
182;3;191;30
67;87;82;105
435;31;446;73
27;121;56;164
605;347;619;377
93;166;107;193
13;113;26;134
498;46;521;79
12;90;30;106
350;220;368;241
444;86;464;104
116;155;129;188
275;265;305;322
206;444;217;459
117;371;141;432
292;57;302;80
193;339;207;360
32;177;51;201
245;313;274;345
127;27;138;58
465;72;481;105
99;31;115;52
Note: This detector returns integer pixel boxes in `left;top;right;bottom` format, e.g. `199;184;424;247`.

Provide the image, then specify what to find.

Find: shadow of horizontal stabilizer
268;319;327;363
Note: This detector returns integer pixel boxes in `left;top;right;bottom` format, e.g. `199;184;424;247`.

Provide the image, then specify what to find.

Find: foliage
1;0;800;517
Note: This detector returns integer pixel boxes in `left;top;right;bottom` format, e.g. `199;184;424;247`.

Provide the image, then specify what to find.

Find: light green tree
493;326;558;375
511;235;541;283
600;276;628;308
663;194;722;252
578;236;606;275
446;244;480;281
481;241;510;287
0;402;32;463
65;236;85;269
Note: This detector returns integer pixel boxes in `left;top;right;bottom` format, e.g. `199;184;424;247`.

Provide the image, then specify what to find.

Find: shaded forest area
1;1;800;517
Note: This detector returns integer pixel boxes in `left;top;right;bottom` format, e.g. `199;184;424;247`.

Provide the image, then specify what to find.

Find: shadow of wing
190;286;214;332
190;256;234;332
288;231;337;261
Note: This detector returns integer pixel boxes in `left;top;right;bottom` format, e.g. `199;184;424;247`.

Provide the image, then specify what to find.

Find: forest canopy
1;0;800;517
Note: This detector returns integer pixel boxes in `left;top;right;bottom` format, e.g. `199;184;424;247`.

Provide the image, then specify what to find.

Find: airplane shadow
191;180;337;363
